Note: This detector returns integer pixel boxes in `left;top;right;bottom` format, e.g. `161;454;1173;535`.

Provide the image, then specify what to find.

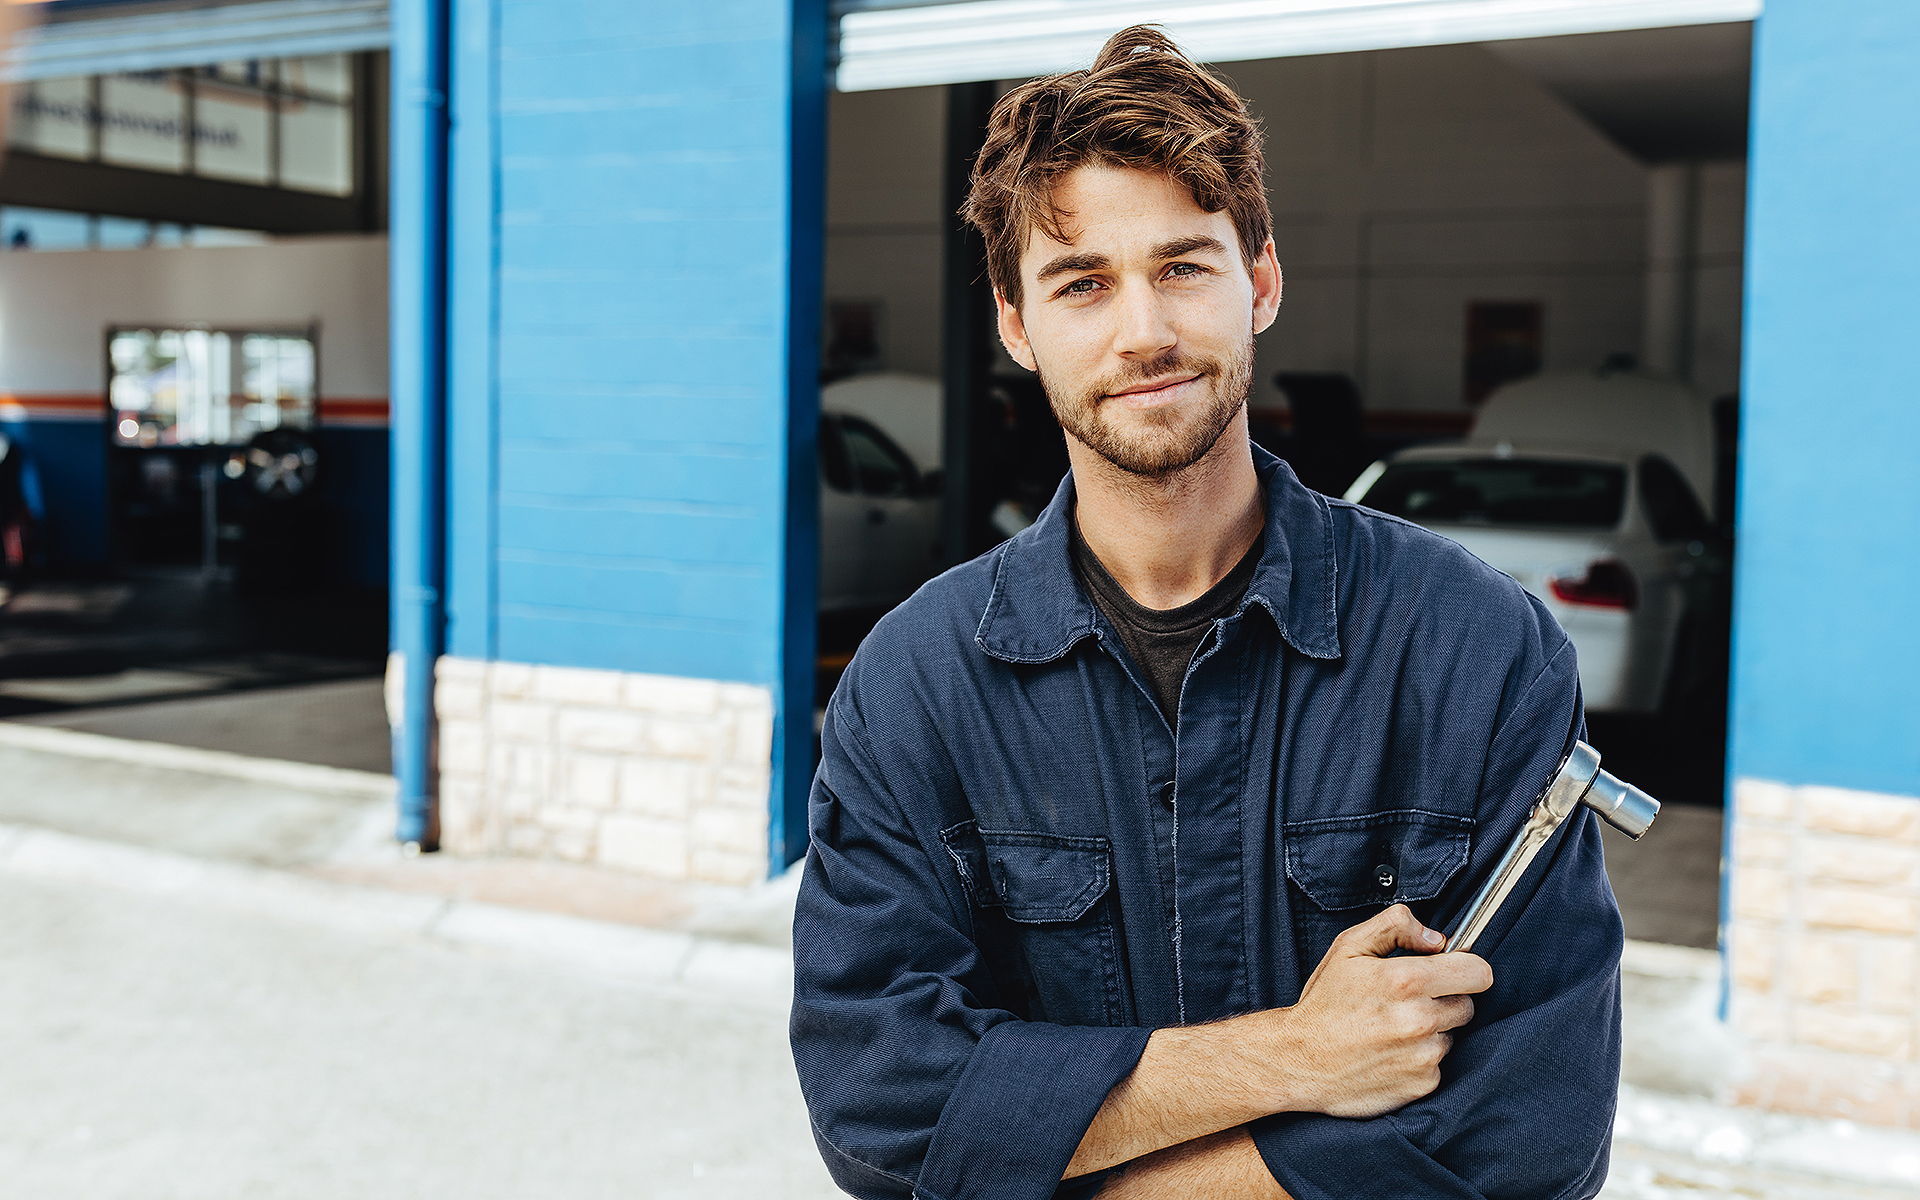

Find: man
791;27;1620;1200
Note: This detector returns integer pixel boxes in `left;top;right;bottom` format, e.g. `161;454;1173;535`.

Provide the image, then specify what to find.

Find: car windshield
1358;458;1627;530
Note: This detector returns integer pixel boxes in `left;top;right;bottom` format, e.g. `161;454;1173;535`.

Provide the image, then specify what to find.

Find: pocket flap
1284;809;1474;911
941;822;1112;923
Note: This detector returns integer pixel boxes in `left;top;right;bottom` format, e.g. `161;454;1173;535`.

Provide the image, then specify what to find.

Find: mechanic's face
997;164;1281;478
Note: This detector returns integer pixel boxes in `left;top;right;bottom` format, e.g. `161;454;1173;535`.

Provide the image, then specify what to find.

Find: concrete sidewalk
3;723;1917;1198
0;832;830;1200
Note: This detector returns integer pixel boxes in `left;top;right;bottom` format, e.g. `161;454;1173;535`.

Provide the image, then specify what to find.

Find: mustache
1092;351;1220;398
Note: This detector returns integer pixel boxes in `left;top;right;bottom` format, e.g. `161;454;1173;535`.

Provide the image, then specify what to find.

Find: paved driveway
0;869;838;1200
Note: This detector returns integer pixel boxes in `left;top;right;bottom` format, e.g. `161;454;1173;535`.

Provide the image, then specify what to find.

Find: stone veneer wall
1729;778;1920;1126
433;657;775;886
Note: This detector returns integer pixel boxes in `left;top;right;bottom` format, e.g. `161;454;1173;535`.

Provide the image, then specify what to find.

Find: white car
1345;371;1726;714
818;405;942;614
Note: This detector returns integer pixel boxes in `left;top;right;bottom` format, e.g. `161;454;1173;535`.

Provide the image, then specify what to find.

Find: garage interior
819;21;1755;950
0;42;394;771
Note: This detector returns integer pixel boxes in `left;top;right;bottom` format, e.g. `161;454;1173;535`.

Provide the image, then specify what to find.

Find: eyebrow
1033;235;1233;284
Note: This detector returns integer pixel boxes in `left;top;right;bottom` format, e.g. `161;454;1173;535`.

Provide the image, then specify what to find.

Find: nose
1111;281;1177;361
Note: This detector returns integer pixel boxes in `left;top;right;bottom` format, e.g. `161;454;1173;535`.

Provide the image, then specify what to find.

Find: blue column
441;0;828;871
1732;0;1920;797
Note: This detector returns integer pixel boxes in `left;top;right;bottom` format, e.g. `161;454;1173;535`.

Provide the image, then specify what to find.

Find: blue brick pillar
1723;0;1920;1122
411;0;826;879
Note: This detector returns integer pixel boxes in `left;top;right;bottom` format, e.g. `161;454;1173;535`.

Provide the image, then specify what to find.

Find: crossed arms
1070;906;1491;1197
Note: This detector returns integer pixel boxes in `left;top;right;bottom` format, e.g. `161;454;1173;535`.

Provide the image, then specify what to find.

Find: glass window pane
10;76;92;159
240;334;317;434
95;215;150;249
1637;455;1710;543
1359;459;1627;530
0;206;91;251
108;329;231;446
206;59;276;90
842;418;913;497
819;418;853;492
281;54;352;101
185;226;269;247
100;72;187;173
278;97;352;194
193;81;271;184
108;328;315;448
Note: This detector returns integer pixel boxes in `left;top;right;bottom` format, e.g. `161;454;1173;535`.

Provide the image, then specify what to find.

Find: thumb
1336;904;1444;959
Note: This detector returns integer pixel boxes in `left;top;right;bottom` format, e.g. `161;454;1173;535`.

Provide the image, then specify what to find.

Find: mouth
1104;373;1203;407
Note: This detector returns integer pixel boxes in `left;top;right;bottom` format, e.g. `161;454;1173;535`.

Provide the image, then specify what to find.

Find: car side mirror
918;468;945;499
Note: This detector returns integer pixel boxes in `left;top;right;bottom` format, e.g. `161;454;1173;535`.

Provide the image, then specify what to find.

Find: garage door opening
815;18;1751;950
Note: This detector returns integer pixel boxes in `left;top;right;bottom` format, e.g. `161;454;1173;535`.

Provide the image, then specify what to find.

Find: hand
1065;906;1489;1178
1262;904;1491;1118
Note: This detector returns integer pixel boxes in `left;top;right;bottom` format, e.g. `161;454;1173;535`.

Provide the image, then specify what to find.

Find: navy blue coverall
791;448;1622;1200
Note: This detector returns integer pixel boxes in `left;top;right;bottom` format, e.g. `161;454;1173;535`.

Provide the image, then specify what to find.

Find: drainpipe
389;0;450;849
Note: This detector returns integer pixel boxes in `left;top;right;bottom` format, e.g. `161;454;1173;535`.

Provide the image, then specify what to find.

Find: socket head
1581;768;1660;839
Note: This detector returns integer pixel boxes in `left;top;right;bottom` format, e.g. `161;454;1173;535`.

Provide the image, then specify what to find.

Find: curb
0;821;792;1007
0;722;397;799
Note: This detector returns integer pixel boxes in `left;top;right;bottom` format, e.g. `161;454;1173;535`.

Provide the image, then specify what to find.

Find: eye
1063;277;1102;295
1164;262;1206;280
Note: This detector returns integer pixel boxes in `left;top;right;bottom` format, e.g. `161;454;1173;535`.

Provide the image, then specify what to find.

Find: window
1637;454;1710;543
108;328;316;449
820;415;919;496
820;417;854;492
7;55;360;197
1359;458;1627;530
841;416;916;496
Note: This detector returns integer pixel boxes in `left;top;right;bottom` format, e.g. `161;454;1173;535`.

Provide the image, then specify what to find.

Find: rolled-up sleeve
1251;636;1622;1200
790;699;1152;1200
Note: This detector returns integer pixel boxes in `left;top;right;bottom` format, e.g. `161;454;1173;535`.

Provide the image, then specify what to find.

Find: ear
1251;238;1283;335
995;290;1039;373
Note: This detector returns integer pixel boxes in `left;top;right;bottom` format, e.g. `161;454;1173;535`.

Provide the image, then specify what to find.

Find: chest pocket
1284;809;1474;968
941;822;1127;1027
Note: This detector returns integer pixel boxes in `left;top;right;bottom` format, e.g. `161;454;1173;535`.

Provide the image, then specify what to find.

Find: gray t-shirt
1068;513;1262;730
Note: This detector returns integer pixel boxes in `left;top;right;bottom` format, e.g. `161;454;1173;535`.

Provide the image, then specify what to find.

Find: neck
1069;409;1265;610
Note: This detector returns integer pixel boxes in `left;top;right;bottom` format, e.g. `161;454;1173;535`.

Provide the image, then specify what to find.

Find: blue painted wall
443;0;824;860
1731;0;1920;797
3;420;108;566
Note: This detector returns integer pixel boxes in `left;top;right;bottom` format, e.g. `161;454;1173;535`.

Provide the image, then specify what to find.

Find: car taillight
1548;558;1638;610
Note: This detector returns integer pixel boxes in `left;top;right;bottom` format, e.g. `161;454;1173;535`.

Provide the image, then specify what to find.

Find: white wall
822;41;1747;417
0;233;389;397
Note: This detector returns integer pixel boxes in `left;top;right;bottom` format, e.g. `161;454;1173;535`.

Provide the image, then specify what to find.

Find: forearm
1097;1128;1294;1200
1065;1014;1281;1177
1068;907;1477;1181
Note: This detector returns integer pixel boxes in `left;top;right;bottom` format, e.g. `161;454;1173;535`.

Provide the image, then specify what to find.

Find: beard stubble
1038;335;1255;479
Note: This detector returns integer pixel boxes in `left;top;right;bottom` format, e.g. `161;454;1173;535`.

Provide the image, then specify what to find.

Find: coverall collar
975;441;1342;664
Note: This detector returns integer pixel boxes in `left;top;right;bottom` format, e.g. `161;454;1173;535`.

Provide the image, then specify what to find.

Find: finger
1411;952;1495;998
1431;994;1476;1032
1334;904;1444;960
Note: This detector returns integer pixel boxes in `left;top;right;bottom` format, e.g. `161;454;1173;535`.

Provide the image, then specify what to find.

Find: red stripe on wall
317;397;391;423
0;393;103;421
0;394;391;428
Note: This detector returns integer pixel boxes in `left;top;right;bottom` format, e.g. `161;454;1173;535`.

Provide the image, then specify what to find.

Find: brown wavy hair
961;25;1271;309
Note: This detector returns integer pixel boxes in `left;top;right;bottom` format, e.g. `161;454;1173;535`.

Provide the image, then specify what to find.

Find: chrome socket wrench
1445;741;1660;954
